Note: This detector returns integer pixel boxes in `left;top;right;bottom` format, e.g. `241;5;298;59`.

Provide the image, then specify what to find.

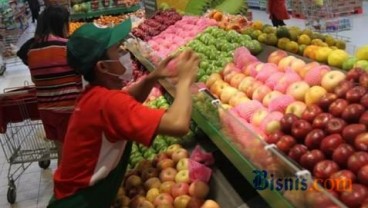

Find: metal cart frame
0;85;58;204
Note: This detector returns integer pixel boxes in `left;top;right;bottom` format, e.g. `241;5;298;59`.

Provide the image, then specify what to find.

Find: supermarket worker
48;19;199;208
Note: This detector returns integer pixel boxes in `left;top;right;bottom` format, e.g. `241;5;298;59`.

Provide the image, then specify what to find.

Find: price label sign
143;0;157;18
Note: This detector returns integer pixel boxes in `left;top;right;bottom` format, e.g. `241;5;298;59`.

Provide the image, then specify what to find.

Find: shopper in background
18;6;83;166
47;19;199;208
26;0;40;23
267;0;290;27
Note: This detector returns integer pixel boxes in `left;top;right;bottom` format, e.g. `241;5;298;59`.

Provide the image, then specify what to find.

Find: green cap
67;19;132;76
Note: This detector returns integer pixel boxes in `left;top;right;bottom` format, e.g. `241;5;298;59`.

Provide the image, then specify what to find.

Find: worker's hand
151;55;177;79
176;50;200;85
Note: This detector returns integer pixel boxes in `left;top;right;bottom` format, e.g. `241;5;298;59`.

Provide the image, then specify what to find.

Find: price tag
143;0;157;18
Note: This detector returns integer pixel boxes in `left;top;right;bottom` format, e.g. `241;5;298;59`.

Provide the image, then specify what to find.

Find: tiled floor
0;4;368;208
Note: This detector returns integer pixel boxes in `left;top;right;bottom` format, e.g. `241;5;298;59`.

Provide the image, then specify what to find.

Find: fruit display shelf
126;40;356;208
70;3;140;20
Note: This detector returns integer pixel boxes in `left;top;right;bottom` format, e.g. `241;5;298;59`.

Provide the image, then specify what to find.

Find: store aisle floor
0;20;55;208
0;3;368;207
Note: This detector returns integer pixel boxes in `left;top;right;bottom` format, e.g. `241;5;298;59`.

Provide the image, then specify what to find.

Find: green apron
48;142;132;208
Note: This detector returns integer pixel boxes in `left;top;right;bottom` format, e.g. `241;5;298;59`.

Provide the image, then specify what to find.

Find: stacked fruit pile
118;145;220;208
206;10;250;32
69;22;85;36
266;68;368;208
128;96;196;168
147;16;217;59
244;23;346;51
132;9;183;41
341;45;368;71
185;27;262;82
205;47;349;138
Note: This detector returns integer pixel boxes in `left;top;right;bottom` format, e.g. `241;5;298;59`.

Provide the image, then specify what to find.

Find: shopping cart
0;84;58;204
301;0;354;35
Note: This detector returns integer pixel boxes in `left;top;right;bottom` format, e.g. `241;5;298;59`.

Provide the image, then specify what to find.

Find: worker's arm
126;56;176;103
156;50;199;137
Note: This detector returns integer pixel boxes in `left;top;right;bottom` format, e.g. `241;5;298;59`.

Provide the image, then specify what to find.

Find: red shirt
268;0;290;20
53;86;165;199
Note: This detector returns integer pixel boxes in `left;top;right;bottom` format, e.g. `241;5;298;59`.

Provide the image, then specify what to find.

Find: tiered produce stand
66;2;368;207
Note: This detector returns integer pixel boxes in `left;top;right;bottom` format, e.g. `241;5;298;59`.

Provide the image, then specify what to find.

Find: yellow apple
146;188;160;203
286;81;310;101
315;47;333;63
289;58;306;74
206;73;222;88
321;70;346;92
268;50;288;65
229;73;246;88
220;86;239;104
229;93;250;107
278;56;297;71
305;86;327;106
298;62;320;78
262;91;283;107
238;77;256;93
250;109;269;127
327;49;349;68
285;101;307;117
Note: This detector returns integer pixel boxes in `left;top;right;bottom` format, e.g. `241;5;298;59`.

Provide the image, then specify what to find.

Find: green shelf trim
70;4;140;20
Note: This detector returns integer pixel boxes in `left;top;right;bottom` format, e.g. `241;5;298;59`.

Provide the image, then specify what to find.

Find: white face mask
118;52;133;83
101;52;134;83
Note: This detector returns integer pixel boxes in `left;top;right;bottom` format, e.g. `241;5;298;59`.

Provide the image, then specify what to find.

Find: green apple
354;60;368;70
143;149;156;159
342;56;358;71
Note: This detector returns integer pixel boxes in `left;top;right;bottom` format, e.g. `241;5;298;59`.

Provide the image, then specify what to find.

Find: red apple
357;165;368;186
171;182;189;198
173;195;191;208
347;152;368;173
300;150;325;171
329;99;349;117
341;103;365;123
142;167;159;181
305;129;325;150
288;144;308;162
266;131;284;144
318;93;338;111
346;86;367;103
302;105;323;122
160;181;176;194
334;80;355;98
320;134;344;156
360;93;368;108
355;132;368;151
340;184;368;208
359;73;368;88
172;148;189;164
329;169;356;192
188;180;209;199
312;113;333;129
325;118;346;135
280;113;299;134
157;159;175;170
306;189;339;208
153;193;174;207
359;111;368;128
313;160;340;180
159;167;178;182
187;197;205;208
276;135;297;154
342;124;367;144
362;199;368;208
332;143;355;168
346;68;365;82
291;120;313;141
